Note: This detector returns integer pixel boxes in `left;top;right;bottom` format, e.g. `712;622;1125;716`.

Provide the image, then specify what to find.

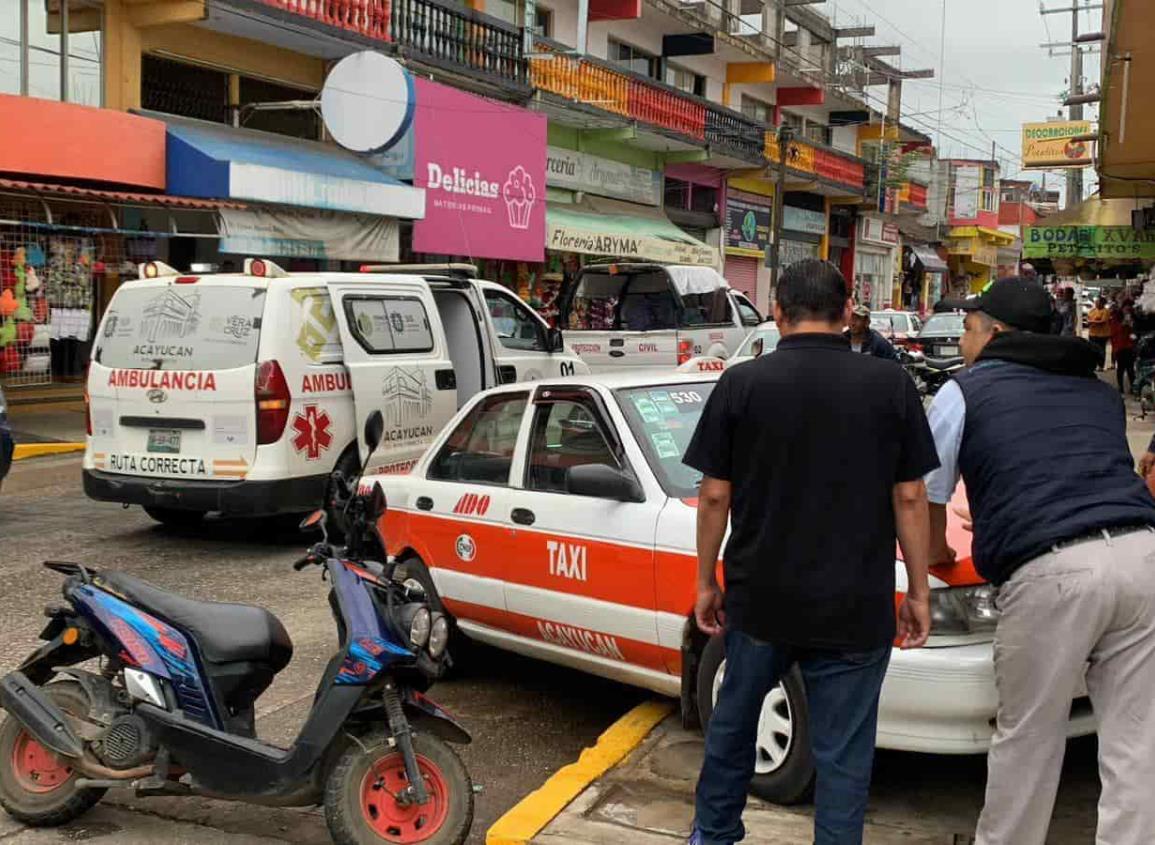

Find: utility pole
1040;2;1102;208
1068;5;1083;207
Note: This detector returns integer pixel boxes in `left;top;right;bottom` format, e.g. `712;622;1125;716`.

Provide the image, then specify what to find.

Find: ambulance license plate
147;429;182;454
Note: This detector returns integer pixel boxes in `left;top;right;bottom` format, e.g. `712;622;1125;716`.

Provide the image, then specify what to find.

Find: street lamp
769;124;796;293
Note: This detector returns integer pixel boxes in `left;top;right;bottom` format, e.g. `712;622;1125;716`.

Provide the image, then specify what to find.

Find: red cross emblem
291;404;333;460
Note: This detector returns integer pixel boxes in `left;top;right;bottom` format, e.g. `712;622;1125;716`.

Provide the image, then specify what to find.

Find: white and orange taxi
373;371;1096;803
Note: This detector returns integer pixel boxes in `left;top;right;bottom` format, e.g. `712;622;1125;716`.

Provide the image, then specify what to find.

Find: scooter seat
924;356;963;371
98;572;293;670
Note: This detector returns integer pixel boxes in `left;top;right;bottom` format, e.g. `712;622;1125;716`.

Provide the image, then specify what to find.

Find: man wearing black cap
925;277;1155;845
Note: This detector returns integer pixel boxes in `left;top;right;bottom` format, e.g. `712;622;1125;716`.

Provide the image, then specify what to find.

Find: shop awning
547;198;720;268
909;244;948;272
0;178;242;210
157;114;425;219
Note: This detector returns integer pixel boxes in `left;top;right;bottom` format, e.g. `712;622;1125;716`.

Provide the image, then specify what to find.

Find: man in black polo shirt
685;259;938;845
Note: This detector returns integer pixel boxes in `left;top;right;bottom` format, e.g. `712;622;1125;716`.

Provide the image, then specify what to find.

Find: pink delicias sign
412;78;546;263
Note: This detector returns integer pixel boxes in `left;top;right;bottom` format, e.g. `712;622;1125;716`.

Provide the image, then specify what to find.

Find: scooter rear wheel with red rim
0;681;106;827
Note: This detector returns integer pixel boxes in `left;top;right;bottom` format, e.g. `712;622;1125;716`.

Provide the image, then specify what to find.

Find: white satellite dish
321;51;414;155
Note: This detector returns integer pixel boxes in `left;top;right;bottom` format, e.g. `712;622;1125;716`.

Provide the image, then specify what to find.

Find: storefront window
67;30;101;107
740;95;772;125
666;63;705;97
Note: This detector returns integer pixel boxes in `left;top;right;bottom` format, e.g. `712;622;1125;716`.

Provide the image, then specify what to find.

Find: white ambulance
82;259;587;526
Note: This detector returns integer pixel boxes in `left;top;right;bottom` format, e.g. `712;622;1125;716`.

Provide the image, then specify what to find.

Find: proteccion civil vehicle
83;260;586;527
368;371;1097;804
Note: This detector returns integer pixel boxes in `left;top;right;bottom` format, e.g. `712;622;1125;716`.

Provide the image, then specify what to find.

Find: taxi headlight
428;613;450;658
928;585;999;635
396;603;431;649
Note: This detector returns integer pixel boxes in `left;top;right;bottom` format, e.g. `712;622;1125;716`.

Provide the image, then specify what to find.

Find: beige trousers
975;528;1155;845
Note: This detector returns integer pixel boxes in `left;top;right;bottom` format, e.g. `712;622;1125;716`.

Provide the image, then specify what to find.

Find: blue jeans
693;629;891;845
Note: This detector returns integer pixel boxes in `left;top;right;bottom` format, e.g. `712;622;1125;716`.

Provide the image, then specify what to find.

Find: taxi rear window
615;383;715;498
96;284;265;371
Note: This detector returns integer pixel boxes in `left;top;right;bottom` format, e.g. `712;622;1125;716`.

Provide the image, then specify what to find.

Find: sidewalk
7;404;86;443
532;714;1098;845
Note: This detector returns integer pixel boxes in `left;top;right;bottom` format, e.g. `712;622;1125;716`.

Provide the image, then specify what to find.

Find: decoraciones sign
413;79;546;263
1021;121;1093;169
545;148;661;205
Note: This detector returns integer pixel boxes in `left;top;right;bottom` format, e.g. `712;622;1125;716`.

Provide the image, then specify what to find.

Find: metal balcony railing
391;0;527;86
256;0;391;39
530;45;765;164
255;0;528;87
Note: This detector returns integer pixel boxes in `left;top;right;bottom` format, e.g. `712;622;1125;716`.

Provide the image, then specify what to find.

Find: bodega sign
412;78;546;263
1023;225;1155;260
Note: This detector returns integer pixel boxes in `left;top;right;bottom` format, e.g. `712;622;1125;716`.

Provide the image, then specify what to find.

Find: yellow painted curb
486;699;674;845
13;442;86;460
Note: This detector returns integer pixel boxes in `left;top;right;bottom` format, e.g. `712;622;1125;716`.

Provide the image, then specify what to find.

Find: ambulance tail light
677;339;694;365
255;360;291;445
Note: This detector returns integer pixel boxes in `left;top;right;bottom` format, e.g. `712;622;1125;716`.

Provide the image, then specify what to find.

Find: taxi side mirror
566;464;644;503
751;338;765;358
546;327;565;353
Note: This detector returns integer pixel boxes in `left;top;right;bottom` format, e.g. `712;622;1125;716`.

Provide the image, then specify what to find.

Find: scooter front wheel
325;731;473;845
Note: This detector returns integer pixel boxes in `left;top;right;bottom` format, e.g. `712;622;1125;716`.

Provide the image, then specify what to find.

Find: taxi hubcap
712;659;794;775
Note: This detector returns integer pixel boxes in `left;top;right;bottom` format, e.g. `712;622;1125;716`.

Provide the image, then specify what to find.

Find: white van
82;259;587;525
559;263;762;371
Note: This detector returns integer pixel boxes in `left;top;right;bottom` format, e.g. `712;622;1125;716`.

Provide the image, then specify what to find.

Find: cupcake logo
503;165;537;230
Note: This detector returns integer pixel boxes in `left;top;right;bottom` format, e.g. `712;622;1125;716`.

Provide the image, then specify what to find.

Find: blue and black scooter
0;411;473;845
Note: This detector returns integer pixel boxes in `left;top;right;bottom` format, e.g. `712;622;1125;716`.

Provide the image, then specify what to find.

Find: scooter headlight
395;603;431;649
428;613;450;658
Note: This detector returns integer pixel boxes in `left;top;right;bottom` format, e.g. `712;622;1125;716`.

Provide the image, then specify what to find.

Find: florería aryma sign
1021;121;1093;169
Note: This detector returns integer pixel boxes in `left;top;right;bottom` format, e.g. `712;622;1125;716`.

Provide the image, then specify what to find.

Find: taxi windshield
615;382;715;498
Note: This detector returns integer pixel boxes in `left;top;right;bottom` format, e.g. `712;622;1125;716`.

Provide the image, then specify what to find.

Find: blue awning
154;114;424;219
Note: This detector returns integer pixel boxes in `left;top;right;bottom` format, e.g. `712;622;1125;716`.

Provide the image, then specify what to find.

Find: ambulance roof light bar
360;263;479;280
138;261;180;279
244;258;289;279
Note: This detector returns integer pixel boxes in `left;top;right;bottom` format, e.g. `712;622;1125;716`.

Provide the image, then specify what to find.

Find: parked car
83;259;587;526
677;322;780;374
0;383;13;490
559;263;762;371
916;311;966;360
870;310;922;348
371;371;1094;805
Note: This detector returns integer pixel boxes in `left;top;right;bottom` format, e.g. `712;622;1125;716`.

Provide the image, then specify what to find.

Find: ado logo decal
455;534;477;562
291;405;333;460
453;493;491;516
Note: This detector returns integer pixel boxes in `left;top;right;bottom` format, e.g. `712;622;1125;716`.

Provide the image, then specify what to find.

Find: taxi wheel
696;635;815;806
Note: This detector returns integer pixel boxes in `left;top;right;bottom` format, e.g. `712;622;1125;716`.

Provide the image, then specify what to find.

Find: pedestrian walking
845;304;899;360
1111;300;1137;393
1053;287;1077;336
1087;296;1111;369
685;259;936;845
925;277;1155;845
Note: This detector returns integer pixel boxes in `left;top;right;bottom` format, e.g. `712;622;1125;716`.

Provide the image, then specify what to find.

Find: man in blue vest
925;277;1155;845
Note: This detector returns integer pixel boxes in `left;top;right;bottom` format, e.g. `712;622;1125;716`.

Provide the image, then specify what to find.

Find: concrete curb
13;442;86;460
486;699;674;845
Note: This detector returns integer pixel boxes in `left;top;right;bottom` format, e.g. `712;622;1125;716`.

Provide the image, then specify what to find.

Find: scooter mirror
300;510;327;532
364;410;385;454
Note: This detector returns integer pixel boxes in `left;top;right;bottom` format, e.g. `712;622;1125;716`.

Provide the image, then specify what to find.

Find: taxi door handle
416;497;434;511
511;508;536;526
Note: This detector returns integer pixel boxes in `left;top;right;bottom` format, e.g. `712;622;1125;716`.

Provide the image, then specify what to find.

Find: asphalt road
0;455;645;844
